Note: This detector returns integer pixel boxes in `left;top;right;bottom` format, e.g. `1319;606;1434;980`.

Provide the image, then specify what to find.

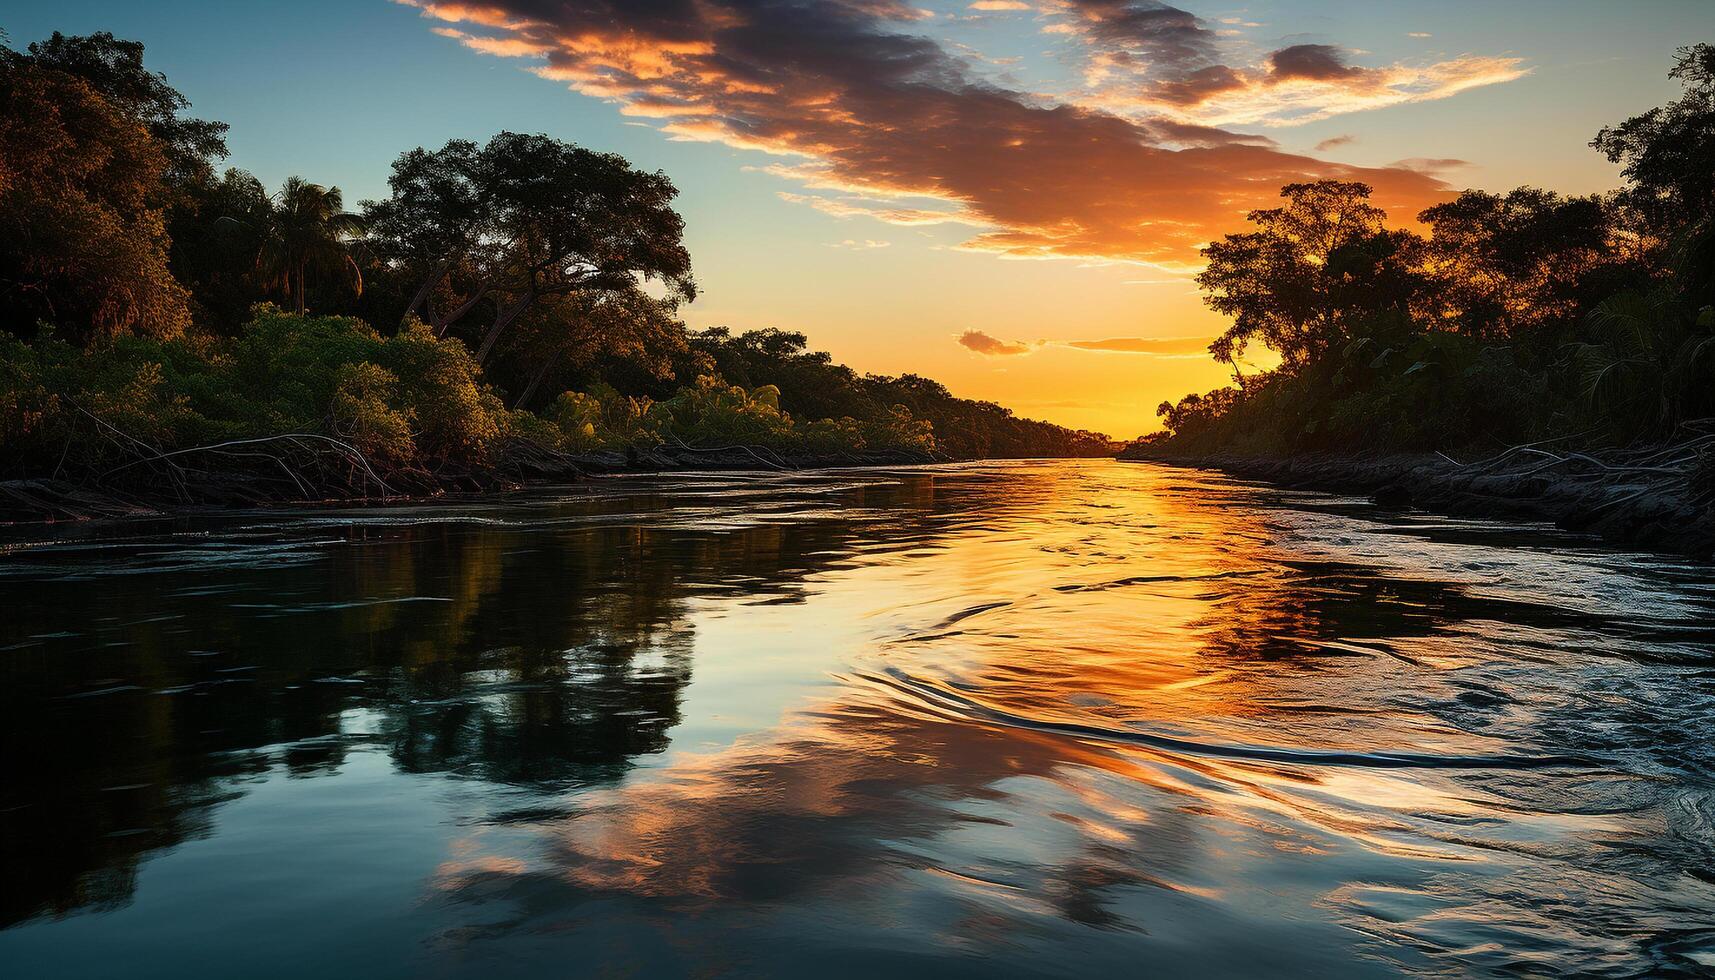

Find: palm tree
260;177;366;314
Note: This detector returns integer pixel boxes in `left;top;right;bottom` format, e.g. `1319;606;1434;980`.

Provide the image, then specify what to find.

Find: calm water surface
3;460;1714;978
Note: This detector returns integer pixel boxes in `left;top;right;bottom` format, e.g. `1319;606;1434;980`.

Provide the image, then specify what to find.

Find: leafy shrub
0;305;518;479
329;362;414;465
375;318;506;462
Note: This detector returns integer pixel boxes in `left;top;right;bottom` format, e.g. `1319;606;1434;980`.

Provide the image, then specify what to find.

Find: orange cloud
399;0;1494;267
958;329;1035;356
958;331;1218;357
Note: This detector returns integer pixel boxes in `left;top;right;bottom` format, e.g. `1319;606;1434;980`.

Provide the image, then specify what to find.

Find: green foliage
670;328;1111;458
376;318;506;462
0;50;191;341
653;376;795;446
0;306;516;479
538;375;939;457
329;362;414;465
1154;315;1546;455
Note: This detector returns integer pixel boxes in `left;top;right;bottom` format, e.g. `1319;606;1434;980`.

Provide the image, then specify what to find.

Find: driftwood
2;403;944;525
1120;422;1715;559
1;405;408;523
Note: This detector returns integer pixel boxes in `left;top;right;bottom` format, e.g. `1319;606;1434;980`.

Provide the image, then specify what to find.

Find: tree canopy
21;31;227;189
364;132;696;367
1197;181;1409;374
1153;42;1715;456
0;45;190;341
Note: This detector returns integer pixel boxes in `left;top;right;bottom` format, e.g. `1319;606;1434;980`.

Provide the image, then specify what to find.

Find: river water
2;460;1713;978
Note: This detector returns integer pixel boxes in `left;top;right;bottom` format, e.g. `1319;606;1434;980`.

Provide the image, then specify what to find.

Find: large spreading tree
364;132;696;367
1196;181;1423;377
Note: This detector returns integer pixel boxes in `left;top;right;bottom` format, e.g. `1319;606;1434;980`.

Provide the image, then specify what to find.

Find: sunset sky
8;1;1708;436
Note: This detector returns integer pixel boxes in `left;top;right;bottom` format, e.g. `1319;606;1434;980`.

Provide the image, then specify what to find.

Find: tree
22;31;227;190
167;167;272;331
0;50;190;341
500;284;689;410
1594;43;1715;305
1418;188;1618;339
1594;43;1715;224
259;178;366;315
364;132;696;366
1196;181;1413;373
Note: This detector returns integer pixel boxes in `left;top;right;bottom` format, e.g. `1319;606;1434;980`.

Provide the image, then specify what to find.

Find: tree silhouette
1417;188;1617;340
1196;181;1408;374
260;177;366;314
1594;43;1715;305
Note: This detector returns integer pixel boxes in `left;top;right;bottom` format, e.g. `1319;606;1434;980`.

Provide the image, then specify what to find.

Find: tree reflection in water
3;463;1713;978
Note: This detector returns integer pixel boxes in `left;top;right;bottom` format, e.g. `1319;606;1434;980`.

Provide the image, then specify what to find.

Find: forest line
0;30;1113;514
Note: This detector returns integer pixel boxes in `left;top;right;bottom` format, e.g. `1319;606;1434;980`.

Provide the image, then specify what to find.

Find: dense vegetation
1145;43;1715;464
0;31;1109;508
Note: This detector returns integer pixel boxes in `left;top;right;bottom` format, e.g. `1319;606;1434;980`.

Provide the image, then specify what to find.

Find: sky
5;1;1709;436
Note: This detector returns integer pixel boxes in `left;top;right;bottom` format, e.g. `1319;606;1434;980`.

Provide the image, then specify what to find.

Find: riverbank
0;444;940;524
1119;443;1715;561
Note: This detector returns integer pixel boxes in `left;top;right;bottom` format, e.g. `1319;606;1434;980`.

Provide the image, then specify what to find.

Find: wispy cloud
957;330;1215;357
1031;4;1523;128
1063;336;1213;354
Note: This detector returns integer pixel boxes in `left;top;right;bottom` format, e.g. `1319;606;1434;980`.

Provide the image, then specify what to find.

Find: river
2;460;1713;978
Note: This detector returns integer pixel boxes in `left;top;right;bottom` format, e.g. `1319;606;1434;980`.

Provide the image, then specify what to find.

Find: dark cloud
958;329;1035;356
1058;0;1221;73
1267;44;1368;83
1147;64;1248;107
1314;134;1356;152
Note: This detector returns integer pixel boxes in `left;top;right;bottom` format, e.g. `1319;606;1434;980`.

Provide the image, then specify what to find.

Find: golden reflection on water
3;460;1713;977
412;463;1715;975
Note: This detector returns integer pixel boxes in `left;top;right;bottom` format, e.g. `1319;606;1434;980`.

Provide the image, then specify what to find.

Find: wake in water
862;667;1606;770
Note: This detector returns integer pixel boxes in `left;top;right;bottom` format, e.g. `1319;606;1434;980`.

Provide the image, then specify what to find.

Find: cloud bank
402;0;1524;268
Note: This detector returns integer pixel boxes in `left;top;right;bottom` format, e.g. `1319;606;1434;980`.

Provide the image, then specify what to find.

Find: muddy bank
0;444;940;525
1119;444;1715;561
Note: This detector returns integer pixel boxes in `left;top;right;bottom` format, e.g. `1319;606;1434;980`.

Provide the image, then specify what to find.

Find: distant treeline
1143;43;1714;463
0;31;1110;500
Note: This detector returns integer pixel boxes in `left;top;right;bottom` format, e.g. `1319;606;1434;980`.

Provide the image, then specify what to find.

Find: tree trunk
440;284;492;337
475;292;536;366
404;259;450;321
294;259;307;314
513;348;563;410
